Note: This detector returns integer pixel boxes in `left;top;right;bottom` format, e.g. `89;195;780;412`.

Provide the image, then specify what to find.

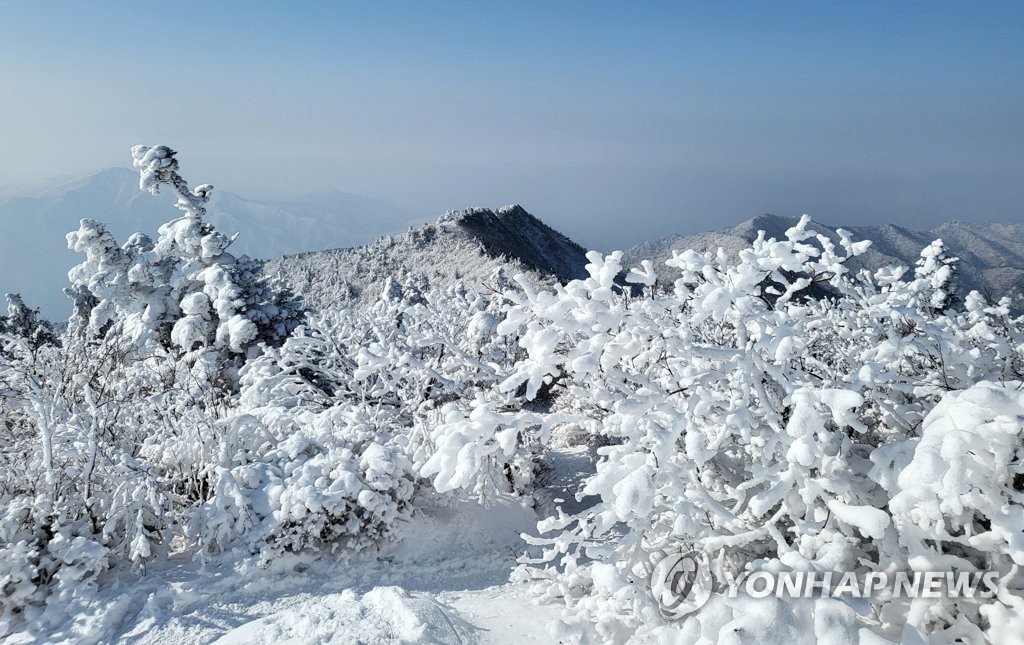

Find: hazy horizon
2;2;1022;251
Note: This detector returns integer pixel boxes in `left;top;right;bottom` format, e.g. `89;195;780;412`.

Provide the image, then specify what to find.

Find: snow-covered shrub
418;394;551;501
0;329;210;631
889;382;1024;639
0;512;109;640
0;500;45;637
187;280;532;561
190;405;419;564
30;530;109;639
479;217;1024;643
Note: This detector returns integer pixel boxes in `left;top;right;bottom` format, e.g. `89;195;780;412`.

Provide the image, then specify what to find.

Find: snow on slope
625;214;1024;309
0;168;419;317
265;204;591;312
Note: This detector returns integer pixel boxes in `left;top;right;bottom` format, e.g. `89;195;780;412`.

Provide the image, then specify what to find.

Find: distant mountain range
0;168;420;316
624;214;1024;308
2;167;1021;319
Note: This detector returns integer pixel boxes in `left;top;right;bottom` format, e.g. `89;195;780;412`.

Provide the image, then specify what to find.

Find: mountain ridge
264;204;591;312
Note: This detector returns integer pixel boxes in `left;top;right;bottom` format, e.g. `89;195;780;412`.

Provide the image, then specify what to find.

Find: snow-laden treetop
131;144;213;220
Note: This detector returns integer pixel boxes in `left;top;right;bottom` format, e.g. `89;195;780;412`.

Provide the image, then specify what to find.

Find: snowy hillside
265;204;590;312
0;168;419;316
626;214;1024;309
3;147;1024;644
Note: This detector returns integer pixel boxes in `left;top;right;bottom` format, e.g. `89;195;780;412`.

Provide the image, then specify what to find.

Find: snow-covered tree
66;145;301;364
910;239;960;314
0;293;58;356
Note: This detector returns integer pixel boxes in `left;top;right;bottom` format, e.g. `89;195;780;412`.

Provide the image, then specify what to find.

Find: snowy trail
39;496;565;645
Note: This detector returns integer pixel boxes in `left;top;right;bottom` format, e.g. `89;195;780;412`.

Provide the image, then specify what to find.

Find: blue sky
2;1;1022;249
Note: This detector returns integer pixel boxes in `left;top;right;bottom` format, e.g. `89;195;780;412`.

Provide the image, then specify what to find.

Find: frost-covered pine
66;146;301;363
0;293;57;354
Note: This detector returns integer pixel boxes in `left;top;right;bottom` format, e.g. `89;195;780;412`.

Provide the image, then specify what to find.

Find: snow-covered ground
25;496;564;644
